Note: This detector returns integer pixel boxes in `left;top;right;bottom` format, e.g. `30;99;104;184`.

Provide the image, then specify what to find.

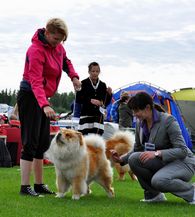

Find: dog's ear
76;131;84;146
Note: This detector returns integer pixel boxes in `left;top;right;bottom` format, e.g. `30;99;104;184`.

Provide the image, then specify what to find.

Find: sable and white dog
47;128;114;200
105;130;137;181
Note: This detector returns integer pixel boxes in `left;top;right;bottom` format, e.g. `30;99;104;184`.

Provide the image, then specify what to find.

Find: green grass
0;166;195;217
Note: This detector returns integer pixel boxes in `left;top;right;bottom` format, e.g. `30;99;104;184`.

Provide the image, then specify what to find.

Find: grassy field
0;165;195;217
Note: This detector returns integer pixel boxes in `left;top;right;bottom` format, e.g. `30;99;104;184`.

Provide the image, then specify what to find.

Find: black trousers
17;90;50;161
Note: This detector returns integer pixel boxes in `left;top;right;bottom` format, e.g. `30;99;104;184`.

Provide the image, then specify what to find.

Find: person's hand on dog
110;150;123;163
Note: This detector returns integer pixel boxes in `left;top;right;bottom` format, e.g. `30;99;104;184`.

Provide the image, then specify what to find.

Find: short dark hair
128;92;153;111
120;95;129;103
88;62;100;71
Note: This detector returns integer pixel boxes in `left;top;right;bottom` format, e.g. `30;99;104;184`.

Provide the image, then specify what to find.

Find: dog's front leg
72;178;87;200
55;174;69;198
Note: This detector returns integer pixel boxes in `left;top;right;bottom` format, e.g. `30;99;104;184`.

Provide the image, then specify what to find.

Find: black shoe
20;185;39;196
34;184;55;194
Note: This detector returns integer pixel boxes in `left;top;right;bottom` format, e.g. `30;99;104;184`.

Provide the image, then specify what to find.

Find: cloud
0;0;195;94
56;59;195;94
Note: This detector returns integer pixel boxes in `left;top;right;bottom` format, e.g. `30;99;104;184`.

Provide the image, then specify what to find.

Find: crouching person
110;92;195;204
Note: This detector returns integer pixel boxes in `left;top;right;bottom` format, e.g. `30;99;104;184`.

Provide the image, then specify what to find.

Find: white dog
47;128;114;200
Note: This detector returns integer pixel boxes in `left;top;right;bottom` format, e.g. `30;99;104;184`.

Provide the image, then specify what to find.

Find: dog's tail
84;134;106;151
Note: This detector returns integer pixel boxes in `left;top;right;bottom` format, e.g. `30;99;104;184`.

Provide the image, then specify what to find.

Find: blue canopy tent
106;81;193;149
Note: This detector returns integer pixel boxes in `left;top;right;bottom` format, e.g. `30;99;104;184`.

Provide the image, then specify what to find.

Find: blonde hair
46;18;68;42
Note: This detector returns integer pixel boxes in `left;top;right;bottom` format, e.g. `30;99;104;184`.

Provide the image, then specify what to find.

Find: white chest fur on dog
46;128;114;200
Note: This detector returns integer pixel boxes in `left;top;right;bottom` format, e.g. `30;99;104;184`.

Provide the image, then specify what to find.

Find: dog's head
53;128;84;150
47;129;85;162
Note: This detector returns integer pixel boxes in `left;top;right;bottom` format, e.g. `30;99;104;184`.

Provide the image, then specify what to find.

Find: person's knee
151;175;169;191
128;152;140;169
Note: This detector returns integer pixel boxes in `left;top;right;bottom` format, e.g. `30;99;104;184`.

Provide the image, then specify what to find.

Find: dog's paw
87;188;92;194
117;177;125;181
55;192;65;198
72;194;81;200
107;188;115;198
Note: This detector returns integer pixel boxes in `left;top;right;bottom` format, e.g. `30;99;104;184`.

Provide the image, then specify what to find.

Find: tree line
0;89;75;114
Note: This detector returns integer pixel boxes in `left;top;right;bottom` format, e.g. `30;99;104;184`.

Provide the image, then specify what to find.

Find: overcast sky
0;0;195;94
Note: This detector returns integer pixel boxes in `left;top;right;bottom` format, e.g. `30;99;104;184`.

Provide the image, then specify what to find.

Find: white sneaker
189;201;195;205
140;193;167;203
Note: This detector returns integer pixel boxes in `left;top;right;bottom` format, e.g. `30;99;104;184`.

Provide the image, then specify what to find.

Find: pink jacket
22;28;79;108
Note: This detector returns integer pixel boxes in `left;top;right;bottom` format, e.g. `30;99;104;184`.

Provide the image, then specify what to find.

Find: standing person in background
110;92;195;204
118;93;133;130
110;91;129;124
17;18;81;197
76;62;112;135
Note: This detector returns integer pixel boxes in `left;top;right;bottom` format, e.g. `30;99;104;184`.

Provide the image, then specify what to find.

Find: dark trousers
17;90;50;161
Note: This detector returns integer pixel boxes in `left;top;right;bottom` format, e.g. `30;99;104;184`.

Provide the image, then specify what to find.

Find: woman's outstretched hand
72;77;81;91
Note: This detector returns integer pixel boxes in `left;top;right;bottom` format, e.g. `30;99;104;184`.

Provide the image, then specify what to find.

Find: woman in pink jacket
17;18;81;196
